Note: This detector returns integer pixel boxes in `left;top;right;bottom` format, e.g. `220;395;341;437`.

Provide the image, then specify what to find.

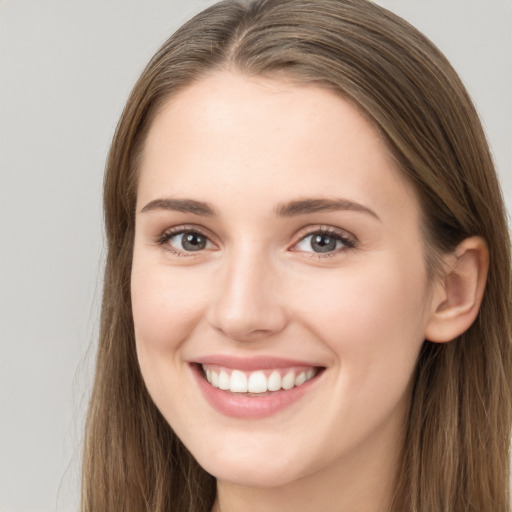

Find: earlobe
425;236;489;343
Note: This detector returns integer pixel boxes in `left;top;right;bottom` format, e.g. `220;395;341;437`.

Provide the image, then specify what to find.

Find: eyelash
155;225;356;258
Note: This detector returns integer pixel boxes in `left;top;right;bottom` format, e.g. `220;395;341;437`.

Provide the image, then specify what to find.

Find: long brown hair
82;1;512;510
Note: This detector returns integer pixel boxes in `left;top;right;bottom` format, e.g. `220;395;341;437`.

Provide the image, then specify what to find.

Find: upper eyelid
158;224;218;244
291;225;357;245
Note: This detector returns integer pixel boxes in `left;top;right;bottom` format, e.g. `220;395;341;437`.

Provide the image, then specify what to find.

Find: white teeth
218;370;230;390
267;370;282;391
230;370;248;392
203;365;319;393
248;371;267;393
294;372;306;386
281;371;295;390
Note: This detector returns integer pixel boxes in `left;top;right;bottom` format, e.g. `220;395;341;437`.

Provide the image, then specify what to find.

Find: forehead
137;71;419;223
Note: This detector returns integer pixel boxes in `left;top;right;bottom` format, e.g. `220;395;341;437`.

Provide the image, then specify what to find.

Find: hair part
82;1;512;510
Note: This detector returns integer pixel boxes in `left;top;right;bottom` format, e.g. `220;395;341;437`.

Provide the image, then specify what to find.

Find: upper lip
192;354;323;371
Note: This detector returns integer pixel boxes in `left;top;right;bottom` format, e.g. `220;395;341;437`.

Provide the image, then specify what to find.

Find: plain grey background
1;1;510;511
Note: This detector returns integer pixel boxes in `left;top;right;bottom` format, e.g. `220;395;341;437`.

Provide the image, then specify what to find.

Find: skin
131;72;457;512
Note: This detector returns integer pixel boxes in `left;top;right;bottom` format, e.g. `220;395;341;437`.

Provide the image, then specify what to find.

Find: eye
159;229;214;254
293;229;355;255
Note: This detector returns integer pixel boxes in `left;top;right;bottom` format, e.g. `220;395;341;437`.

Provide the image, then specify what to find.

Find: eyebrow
140;196;380;221
140;198;216;216
274;198;380;220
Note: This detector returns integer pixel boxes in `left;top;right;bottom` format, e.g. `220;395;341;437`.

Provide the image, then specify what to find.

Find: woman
82;0;512;511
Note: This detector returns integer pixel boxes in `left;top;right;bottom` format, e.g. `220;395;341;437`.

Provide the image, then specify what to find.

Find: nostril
207;309;288;343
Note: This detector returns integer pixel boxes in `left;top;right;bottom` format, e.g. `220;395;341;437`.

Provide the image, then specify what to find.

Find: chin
184;429;322;490
200;454;303;488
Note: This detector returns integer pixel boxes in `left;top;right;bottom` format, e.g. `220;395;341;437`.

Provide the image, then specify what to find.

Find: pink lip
193;354;321;371
190;359;324;419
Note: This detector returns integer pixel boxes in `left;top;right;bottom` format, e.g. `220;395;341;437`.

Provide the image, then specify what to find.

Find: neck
211;414;404;512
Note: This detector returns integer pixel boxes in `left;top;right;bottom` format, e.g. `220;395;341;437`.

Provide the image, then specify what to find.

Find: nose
207;249;288;342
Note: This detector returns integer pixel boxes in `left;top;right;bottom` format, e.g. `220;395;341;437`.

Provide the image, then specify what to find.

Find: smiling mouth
199;364;323;395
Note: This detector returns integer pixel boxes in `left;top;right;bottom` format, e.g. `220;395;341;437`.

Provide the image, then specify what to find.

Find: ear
425;236;489;343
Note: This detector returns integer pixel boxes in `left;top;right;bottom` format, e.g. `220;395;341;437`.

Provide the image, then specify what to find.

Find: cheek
283;257;429;451
131;263;207;350
130;262;212;406
291;254;429;379
130;260;216;426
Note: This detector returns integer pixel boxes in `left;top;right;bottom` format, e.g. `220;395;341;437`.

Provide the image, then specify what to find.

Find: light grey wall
0;1;510;511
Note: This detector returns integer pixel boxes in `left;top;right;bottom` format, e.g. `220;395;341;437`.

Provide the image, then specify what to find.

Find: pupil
311;234;336;253
182;233;206;251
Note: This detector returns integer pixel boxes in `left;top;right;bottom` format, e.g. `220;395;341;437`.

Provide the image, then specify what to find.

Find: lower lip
191;364;322;419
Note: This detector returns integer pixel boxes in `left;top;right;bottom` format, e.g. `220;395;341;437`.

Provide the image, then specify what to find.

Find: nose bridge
207;242;287;341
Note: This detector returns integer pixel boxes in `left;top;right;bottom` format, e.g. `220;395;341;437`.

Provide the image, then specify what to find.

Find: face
131;72;435;489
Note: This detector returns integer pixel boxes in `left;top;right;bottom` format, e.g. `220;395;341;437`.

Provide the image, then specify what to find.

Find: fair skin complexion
131;72;488;512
